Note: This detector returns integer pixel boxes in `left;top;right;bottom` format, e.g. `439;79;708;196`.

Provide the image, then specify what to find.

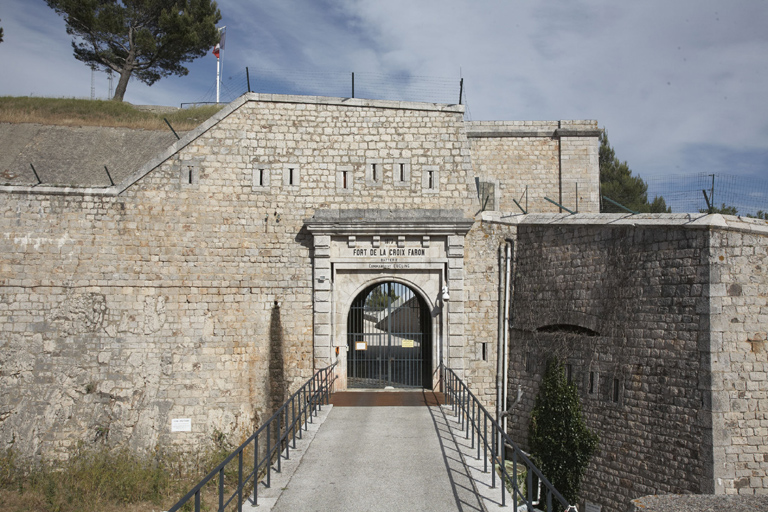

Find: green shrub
529;357;599;505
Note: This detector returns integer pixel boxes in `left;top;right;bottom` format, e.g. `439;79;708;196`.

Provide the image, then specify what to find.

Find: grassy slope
0;97;223;131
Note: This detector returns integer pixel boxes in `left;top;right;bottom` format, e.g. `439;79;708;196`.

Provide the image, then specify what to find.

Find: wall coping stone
466;120;600;138
480;211;768;236
629;494;768;512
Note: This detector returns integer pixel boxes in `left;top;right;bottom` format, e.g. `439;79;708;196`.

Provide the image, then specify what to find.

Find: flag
212;43;220;58
218;26;226;50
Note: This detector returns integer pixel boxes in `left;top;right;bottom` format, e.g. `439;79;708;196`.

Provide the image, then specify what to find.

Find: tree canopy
600;131;670;213
700;203;738;215
45;0;222;101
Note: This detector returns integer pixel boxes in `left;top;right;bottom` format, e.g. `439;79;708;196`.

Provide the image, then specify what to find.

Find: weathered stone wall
498;214;768;511
0;94;602;461
463;221;517;405
708;225;768;495
0;96;480;459
466;120;600;215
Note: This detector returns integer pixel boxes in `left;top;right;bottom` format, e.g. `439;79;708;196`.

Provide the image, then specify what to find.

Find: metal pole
216;56;221;103
459;78;464;105
352;72;355;98
246;67;251;93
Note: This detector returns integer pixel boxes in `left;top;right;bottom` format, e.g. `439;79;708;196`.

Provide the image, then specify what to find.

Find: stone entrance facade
2;92;766;511
305;209;473;389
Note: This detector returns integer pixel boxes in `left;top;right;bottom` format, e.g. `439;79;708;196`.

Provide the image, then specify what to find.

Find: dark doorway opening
347;282;432;388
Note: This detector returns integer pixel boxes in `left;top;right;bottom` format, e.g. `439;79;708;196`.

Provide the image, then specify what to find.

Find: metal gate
347;282;430;388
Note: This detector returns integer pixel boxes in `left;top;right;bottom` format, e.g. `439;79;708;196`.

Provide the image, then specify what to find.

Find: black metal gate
347;282;431;388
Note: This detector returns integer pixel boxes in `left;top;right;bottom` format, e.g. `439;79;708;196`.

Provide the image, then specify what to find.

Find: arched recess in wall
345;280;433;389
536;324;600;336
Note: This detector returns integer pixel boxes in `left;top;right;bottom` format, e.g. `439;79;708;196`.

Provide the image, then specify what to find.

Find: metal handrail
442;365;573;512
167;362;337;512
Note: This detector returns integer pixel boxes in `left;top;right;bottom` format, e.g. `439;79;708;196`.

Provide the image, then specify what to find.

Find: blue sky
1;0;767;210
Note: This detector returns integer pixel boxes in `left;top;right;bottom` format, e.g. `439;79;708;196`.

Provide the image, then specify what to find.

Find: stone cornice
305;209;475;236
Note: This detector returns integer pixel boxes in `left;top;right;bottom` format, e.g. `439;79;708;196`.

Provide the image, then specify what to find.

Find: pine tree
600;131;670;213
45;0;221;101
529;358;599;505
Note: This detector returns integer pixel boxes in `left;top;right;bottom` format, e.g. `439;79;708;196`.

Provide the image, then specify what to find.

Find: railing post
266;424;271;488
238;450;243;512
218;467;224;511
253;435;259;505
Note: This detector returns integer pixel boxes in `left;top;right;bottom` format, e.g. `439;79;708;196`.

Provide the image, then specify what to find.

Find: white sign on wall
171;418;192;432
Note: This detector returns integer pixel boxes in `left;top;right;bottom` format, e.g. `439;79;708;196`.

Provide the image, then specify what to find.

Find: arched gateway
305;209;474;390
347;281;432;388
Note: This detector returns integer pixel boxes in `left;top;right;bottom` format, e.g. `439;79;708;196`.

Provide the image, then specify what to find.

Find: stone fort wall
1;95;601;459
491;214;768;511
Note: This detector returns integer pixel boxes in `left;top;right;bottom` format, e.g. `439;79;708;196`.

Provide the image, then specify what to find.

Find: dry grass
0;97;224;131
0;443;236;512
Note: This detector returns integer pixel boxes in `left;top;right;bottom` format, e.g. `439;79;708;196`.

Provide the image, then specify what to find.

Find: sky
1;0;767;211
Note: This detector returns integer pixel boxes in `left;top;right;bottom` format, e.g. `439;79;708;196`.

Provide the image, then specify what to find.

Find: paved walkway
245;391;513;512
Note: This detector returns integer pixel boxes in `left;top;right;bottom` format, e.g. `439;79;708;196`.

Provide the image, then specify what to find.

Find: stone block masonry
2;94;603;460
490;213;768;512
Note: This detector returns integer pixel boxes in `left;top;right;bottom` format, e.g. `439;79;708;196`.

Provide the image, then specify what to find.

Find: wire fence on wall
642;172;768;216
187;66;464;107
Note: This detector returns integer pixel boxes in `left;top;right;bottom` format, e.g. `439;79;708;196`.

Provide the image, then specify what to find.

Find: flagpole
214;26;226;104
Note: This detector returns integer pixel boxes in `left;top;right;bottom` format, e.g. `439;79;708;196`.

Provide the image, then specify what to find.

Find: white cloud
0;0;766;184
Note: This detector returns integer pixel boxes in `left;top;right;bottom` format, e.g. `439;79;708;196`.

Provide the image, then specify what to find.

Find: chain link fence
644;172;768;216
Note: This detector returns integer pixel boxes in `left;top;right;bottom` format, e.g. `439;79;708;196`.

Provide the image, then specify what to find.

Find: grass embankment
0;97;223;131
0;444;234;512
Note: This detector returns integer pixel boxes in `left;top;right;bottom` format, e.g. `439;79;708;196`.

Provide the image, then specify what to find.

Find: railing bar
284;407;290;461
195;490;201;512
218;467;224;512
513;451;518;511
238;449;243;512
475;408;485;460
253;435;259;505
525;460;533;507
500;441;506;507
266;421;271;488
491;421;497;489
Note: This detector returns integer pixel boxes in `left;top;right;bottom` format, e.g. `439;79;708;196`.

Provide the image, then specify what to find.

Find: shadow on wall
269;301;286;415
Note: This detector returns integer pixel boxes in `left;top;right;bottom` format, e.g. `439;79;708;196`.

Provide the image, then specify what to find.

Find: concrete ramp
248;391;514;512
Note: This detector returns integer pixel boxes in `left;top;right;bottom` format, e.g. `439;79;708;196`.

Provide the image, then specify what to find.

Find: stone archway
304;209;474;390
346;281;432;388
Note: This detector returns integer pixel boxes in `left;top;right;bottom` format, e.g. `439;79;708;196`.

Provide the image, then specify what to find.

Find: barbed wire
189;66;463;106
